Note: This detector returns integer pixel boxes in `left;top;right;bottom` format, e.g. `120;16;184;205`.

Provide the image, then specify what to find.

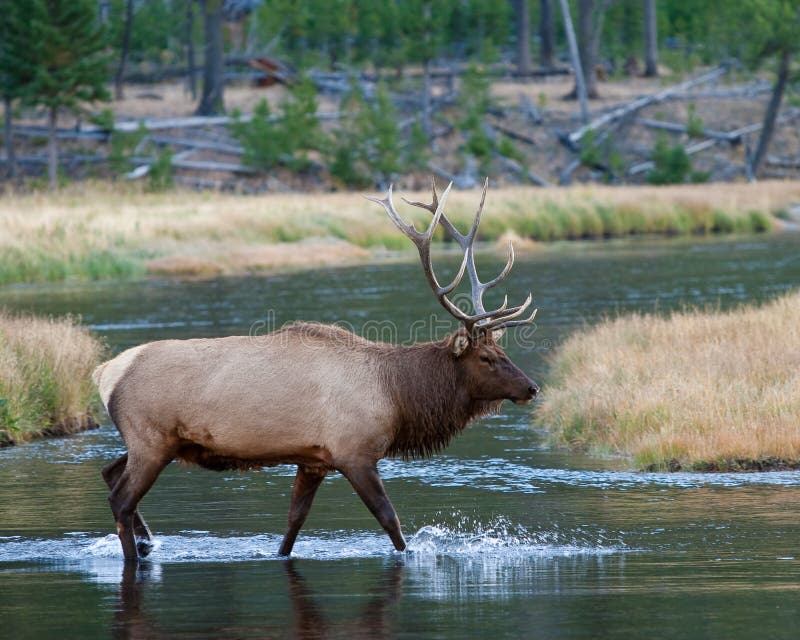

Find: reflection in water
111;560;404;640
3;235;800;639
285;561;403;640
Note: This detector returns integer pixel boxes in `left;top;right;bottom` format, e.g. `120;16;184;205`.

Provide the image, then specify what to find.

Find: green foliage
458;65;495;169
685;103;704;138
108;0;187;66
327;81;422;187
147;148;174;192
0;397;20;434
647;134;708;185
109;126;146;176
9;0;110;112
231;77;322;172
89;108;115;131
579;130;601;168
497;135;523;163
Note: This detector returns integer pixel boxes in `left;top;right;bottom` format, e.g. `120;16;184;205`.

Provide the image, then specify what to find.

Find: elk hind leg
109;452;170;562
278;465;327;557
102;453;155;557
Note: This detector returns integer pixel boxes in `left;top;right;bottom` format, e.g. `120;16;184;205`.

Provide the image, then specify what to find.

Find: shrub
647;134;691;185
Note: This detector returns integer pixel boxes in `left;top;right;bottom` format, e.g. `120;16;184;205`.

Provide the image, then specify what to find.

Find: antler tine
367;183;472;323
369;177;534;336
402;177;463;242
479;294;534;331
485;307;538;331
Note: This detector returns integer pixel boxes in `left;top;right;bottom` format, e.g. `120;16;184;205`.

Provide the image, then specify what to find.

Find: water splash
0;516;624;575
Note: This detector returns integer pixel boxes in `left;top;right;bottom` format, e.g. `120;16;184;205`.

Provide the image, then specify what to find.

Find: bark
539;0;555;68
3;95;14;178
643;0;658;77
422;58;431;135
750;49;791;179
576;0;599;98
196;0;224;115
47;105;58;190
557;0;589;122
114;0;134;100
186;0;196;99
515;0;532;76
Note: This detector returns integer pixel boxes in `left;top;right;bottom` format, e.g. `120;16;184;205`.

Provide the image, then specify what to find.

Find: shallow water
1;234;800;638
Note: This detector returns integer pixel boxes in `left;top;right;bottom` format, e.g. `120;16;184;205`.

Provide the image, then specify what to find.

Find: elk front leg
340;463;406;552
278;465;327;557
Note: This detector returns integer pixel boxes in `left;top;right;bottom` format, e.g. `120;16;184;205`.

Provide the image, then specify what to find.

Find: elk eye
479;355;492;364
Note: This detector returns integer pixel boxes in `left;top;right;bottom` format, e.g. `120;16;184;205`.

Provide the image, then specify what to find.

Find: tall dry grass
536;291;800;471
0;312;105;445
0;180;798;284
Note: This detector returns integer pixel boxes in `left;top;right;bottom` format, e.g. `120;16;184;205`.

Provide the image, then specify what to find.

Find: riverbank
0;312;104;446
535;290;800;471
1;181;798;285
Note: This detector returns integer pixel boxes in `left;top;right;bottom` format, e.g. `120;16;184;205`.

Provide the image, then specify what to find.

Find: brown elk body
95;179;539;562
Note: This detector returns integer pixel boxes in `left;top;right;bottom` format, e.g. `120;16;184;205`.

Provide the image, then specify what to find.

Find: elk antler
367;178;537;334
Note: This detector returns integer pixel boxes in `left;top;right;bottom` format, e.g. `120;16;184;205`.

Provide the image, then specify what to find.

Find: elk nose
529;384;539;397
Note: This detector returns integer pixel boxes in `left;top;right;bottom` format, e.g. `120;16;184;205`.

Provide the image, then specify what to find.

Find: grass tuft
535;291;800;471
0;312;105;445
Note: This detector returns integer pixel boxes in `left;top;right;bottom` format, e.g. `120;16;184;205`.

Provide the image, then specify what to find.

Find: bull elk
93;179;539;562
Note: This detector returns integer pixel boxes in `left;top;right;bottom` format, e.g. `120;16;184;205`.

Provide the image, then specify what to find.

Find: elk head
368;178;539;405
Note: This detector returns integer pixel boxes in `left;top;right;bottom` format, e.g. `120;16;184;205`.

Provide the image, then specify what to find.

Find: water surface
1;234;799;639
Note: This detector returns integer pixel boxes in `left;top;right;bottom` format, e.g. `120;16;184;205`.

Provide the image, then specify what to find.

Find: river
1;234;799;639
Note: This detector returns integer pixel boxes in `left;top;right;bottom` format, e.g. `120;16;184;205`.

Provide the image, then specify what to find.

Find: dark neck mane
381;340;499;460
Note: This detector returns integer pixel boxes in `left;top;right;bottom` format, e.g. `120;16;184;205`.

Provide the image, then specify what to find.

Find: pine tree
10;0;110;189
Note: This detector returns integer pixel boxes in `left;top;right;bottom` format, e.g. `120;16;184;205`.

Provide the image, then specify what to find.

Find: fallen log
565;65;729;149
627;122;764;176
170;158;258;174
766;156;800;169
148;134;244;155
637;118;736;142
492;123;537;146
494;154;550;187
13;126;108;141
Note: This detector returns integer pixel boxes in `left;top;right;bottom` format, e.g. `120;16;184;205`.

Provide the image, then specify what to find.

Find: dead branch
565;65;729;149
492;123;537;146
148;134;243;155
494;154;551;187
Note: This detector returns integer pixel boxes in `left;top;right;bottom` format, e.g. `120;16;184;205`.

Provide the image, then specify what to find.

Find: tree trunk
47;105;58;190
643;0;658;77
557;0;589;122
196;0;224;115
3;95;14;178
540;0;555;68
576;0;599;98
186;0;197;100
516;0;532;76
422;58;432;136
114;0;134;100
750;49;791;179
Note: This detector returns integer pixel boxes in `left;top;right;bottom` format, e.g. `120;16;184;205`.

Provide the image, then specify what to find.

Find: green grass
0;181;796;285
0;312;105;446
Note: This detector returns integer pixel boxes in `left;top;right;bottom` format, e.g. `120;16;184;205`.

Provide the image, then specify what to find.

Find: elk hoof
136;537;154;558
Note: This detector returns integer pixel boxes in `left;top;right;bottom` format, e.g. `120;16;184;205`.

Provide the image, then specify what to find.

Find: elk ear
491;328;505;342
451;334;470;357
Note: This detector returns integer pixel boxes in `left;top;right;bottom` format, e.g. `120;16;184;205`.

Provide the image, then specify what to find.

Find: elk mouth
510;384;539;405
